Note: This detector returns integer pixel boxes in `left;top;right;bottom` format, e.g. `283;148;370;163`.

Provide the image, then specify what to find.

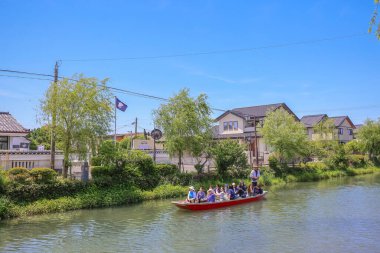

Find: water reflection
1;174;380;253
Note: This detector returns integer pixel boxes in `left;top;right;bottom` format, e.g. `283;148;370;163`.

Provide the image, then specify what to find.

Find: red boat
172;191;267;211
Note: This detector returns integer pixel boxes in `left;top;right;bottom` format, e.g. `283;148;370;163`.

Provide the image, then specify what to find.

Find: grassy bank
0;184;188;220
1;166;379;221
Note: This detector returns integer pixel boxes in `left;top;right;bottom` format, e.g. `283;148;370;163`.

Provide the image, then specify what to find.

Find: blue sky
0;0;379;132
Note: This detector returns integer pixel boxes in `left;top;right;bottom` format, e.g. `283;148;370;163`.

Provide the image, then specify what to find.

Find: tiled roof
0;112;29;133
232;103;284;118
300;114;327;127
215;103;298;121
330;116;356;128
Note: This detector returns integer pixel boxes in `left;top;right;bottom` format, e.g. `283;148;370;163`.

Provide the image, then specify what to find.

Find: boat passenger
207;189;216;203
232;182;238;195
250;166;260;188
186;186;196;203
197;187;207;203
248;183;254;196
228;185;237;200
224;184;229;193
214;185;221;194
237;181;247;198
253;184;263;196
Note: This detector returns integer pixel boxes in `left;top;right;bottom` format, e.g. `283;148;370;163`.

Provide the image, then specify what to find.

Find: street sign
151;129;162;140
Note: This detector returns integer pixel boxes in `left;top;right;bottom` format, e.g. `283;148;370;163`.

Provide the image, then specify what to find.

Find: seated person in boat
223;184;229;194
248;183;254;196
197;187;207;203
207;189;216;203
232;182;238;195
214;184;222;194
228;185;237;200
237;181;247;198
253;184;263;196
186;186;197;203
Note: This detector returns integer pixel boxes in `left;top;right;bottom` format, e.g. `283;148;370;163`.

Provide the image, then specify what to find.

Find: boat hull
172;191;267;211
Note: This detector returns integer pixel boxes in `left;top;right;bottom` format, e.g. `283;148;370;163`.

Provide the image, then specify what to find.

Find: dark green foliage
325;145;349;170
8;167;31;184
0;197;11;220
5;179;87;203
29;168;57;184
155;164;178;177
0;171;6;194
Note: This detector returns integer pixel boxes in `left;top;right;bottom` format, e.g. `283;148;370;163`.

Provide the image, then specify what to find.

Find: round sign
151;129;163;140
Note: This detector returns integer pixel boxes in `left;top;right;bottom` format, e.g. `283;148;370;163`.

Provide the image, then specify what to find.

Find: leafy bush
5;179;87;203
0;170;6;194
211;139;248;176
155;164;178;177
29;168;57;184
324;145;349;170
0;197;11;220
347;154;372;168
7;167;31;184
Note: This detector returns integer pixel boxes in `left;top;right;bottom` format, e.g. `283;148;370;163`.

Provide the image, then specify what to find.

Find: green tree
357;118;380;161
313;118;336;141
211;139;248;177
41;75;113;178
27;126;52;150
369;0;380;39
153;89;213;171
261;108;309;164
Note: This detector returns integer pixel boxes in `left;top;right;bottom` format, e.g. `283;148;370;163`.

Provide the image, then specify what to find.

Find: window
338;128;343;135
0;136;8;150
348;129;353;135
223;121;239;131
233;121;238;130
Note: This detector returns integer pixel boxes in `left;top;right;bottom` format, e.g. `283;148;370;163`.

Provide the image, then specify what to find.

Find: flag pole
114;96;117;144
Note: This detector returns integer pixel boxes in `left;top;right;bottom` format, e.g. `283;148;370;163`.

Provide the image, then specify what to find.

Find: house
214;103;299;165
300;114;356;143
0;112;63;170
330;116;356;143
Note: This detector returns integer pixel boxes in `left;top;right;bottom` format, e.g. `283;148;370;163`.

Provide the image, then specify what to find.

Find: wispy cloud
0;89;27;99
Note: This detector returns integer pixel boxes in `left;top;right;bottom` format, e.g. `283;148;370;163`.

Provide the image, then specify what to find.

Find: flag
115;97;128;112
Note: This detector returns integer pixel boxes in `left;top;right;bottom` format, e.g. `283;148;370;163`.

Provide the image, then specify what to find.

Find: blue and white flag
115;97;128;112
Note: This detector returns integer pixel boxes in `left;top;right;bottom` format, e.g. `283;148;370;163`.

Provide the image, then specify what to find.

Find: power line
0;74;53;81
0;69;226;112
61;33;367;62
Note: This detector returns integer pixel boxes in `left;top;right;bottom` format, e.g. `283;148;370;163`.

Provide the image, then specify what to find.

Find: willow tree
357;118;380;161
261;108;308;164
153;88;213;172
41;75;113;178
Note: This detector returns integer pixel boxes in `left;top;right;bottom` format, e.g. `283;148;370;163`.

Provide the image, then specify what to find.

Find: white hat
189;186;195;191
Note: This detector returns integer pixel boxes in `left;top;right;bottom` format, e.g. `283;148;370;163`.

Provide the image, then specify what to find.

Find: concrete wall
0;151;64;170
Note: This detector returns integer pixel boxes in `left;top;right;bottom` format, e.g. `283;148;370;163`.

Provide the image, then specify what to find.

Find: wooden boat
172;191;267;211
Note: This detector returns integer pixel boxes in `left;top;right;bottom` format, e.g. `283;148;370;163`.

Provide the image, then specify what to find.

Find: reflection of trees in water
0;200;170;252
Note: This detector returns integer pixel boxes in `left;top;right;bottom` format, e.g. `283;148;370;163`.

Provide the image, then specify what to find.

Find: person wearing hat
207;189;216;203
250;166;260;188
186;186;196;203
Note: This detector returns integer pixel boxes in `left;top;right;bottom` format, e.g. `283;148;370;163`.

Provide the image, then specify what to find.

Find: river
1;174;380;253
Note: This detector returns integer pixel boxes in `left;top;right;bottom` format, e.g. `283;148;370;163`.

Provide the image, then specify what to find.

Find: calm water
1;174;380;253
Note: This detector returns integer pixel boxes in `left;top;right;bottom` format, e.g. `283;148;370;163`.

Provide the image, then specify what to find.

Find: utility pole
50;61;59;171
134;117;138;138
254;116;259;167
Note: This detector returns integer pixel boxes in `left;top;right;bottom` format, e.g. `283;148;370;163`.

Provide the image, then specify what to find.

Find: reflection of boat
172;191;267;211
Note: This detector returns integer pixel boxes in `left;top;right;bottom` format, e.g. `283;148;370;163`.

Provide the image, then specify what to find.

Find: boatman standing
250;166;260;188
